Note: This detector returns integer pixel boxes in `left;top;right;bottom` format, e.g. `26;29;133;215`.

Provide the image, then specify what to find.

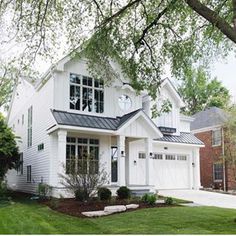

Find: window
165;154;175;160
213;163;223;181
17;153;23;175
22;114;24;125
177;155;187;161
27;165;31;182
27;106;33;147
153;153;163;160
212;129;222;146
38;143;44;151
66;137;99;174
138;152;146;159
118;95;132;111
69;73;104;113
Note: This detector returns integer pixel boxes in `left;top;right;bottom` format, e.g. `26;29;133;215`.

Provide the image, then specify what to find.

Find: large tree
179;67;231;115
0;113;19;182
0;0;235;102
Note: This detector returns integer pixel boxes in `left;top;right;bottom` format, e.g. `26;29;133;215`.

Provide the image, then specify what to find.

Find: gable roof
155;132;204;146
191;107;227;131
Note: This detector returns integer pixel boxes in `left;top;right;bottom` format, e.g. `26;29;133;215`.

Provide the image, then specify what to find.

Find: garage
152;153;190;189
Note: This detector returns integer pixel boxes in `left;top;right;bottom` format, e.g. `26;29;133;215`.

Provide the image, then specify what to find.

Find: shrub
0;181;8;199
142;193;156;205
75;189;88;202
165;197;174;205
37;183;52;199
116;186;131;199
49;198;60;209
97;187;111;201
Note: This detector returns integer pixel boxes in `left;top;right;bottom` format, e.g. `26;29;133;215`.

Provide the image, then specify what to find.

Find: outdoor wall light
121;150;124;156
192;162;195;167
134;160;137;165
150;152;153;156
164;147;168;150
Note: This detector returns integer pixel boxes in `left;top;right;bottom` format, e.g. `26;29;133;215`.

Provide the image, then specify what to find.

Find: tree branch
186;0;236;43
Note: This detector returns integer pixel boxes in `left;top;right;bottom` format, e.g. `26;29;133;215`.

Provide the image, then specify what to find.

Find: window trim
213;163;223;182
69;73;104;114
212;128;222;147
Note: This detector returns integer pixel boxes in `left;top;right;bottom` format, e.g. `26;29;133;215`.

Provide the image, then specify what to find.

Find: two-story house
191;107;236;191
6;55;203;197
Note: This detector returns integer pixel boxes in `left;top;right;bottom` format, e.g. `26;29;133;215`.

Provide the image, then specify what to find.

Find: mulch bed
42;198;174;218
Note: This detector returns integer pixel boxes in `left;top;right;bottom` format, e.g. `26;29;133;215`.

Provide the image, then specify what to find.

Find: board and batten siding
7;78;55;193
53;59;142;118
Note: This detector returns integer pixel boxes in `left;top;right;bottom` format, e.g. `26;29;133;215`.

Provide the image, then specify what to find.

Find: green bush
49;198;60;209
165;197;174;205
0;181;8;199
37;183;52;199
97;187;111;201
75;189;89;201
116;186;131;199
142;193;156;205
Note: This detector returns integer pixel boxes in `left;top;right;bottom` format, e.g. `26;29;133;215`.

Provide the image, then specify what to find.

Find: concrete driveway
159;190;236;209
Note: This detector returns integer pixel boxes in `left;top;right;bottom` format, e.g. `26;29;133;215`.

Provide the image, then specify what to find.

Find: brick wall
195;129;236;190
195;130;224;189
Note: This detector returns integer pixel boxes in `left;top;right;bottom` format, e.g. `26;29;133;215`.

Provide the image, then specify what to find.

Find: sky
210;53;236;103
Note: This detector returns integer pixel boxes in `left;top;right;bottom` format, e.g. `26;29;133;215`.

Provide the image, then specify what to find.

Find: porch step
131;189;155;197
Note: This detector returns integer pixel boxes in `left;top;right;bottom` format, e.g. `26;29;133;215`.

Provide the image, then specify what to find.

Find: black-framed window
38;143;44;151
69;73;104;113
66;137;99;174
17;153;23;175
27;165;31;182
27;106;33;147
213;163;223;181
138;152;146;159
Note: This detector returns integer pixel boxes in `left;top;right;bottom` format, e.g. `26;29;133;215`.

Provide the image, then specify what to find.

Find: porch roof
51;109;142;131
154;132;204;145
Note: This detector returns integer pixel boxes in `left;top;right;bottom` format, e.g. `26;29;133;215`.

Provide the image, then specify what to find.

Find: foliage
223;106;236;182
37;183;52;199
0;113;19;182
116;186;131;199
97;187;112;201
0;181;8;199
165;197;174;205
178;67;230;115
49;198;60;209
59;161;108;202
142;193;157;206
0;0;236;110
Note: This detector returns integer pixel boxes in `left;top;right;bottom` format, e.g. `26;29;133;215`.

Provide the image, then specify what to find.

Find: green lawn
1;199;236;234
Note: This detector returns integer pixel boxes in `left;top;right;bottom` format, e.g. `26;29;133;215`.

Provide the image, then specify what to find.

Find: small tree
0;113;19;183
223;107;236;186
59;154;109;201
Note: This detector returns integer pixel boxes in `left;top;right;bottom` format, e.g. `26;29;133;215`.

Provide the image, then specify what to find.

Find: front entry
111;146;118;183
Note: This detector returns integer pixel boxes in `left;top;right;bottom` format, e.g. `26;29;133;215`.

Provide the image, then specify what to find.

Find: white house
6;55;204;197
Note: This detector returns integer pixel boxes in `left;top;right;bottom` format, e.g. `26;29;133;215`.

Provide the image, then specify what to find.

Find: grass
0;197;236;234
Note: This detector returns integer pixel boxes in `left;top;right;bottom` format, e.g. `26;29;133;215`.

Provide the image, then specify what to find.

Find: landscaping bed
42;197;175;218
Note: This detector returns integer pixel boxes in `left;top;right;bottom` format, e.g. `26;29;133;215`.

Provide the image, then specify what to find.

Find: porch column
145;138;152;186
117;135;126;186
57;130;67;181
193;148;201;190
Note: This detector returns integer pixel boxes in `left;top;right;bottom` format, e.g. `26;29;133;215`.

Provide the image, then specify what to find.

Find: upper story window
27;106;33;147
69;73;104;113
212;129;222;146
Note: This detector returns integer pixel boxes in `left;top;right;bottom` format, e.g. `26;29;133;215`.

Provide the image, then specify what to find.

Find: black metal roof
155;132;204;145
51;109;142;131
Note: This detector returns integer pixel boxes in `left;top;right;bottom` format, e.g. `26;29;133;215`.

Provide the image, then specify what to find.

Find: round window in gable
118;95;132;111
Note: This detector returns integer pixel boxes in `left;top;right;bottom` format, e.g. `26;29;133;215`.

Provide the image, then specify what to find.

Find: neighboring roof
51;109;142;131
190;107;227;131
155;132;204;145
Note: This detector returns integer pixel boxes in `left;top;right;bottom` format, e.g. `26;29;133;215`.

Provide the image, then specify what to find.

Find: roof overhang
153;140;204;148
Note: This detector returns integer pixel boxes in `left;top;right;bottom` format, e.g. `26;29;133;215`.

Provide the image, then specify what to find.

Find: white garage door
152;153;190;189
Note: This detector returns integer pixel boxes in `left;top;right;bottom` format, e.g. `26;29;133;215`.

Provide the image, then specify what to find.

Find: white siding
7;78;55;193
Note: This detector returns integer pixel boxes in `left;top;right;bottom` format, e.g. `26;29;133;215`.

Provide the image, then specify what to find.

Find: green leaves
178;67;230;115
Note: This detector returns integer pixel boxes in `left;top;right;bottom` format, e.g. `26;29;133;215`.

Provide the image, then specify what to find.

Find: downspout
222;127;226;192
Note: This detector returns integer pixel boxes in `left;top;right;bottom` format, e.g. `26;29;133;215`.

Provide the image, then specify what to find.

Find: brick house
191;107;236;191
